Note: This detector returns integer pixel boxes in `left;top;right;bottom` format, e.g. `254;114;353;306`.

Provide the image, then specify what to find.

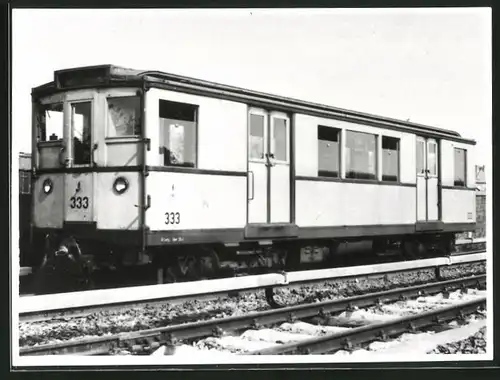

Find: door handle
248;171;254;200
265;153;276;167
92;143;98;167
58;146;67;167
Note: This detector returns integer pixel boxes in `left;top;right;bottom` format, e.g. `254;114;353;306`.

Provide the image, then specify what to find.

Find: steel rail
19;251;486;323
19;274;486;356
248;297;486;355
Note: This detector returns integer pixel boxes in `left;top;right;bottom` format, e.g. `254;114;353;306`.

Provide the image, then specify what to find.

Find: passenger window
382;136;399;182
345;131;377;180
107;96;141;137
416;140;425;174
159;99;198;168
72;102;92;165
273;118;287;162
454;148;467;187
36;103;64;142
428;142;438;176
318;125;340;178
249;114;265;160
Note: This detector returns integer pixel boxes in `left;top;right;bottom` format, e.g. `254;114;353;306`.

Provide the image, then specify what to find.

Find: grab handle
58;146;66;167
248;171;254;200
92;143;98;167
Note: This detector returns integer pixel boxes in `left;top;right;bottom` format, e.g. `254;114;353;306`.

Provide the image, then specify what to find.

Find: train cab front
30;66;146;294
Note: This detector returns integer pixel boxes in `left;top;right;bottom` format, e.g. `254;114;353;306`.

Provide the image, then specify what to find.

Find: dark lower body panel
145;222;475;246
31;221;475;248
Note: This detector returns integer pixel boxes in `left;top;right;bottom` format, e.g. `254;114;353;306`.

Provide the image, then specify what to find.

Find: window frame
317;124;341;178
381;135;400;182
427;139;438;177
35;102;65;143
158;98;199;169
453;147;467;187
344;129;378;181
270;111;290;165
70;100;94;167
248;109;268;164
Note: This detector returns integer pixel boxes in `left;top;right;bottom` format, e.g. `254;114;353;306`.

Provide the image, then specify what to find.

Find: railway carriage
27;64;476;291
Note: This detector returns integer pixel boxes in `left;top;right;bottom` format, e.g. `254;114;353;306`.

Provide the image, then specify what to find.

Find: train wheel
163;265;179;283
33;236;93;294
439;234;455;257
285;245;301;271
177;255;199;281
156;247;221;284
160;255;202;283
198;247;220;279
403;238;429;260
326;241;341;267
402;239;418;260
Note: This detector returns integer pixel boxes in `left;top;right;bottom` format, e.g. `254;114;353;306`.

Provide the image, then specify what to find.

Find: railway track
247;297;485;356
18;251;486;323
19;274;486;356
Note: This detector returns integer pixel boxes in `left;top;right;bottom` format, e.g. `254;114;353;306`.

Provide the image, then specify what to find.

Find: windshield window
36;103;64;142
72;102;92;165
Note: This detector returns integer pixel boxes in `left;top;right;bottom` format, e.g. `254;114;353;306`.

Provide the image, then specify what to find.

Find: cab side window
454;148;467;187
36;103;64;142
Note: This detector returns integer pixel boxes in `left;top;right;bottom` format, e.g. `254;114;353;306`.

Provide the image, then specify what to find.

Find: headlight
42;178;53;194
113;177;129;195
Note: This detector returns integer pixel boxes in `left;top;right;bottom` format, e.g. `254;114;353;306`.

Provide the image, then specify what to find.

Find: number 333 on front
69;196;89;209
165;212;180;225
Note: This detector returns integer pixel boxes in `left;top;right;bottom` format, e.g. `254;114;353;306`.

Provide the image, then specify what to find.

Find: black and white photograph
11;7;492;368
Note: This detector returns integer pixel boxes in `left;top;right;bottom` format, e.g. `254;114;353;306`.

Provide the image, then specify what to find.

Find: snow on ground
146;284;486;358
376;320;487;356
329;320;486;358
194;334;278;353
366;331;436;351
465;289;487;297
241;328;313;344
152;343;237;357
278;321;351;336
331;308;398;324
376;290;485;316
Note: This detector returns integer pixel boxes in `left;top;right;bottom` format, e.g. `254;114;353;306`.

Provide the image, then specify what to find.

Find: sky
12;8;491;168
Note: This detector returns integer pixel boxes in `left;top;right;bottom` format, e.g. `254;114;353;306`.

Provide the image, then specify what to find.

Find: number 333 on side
165;212;180;225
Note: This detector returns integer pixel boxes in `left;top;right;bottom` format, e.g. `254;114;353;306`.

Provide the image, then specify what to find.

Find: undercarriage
29;231;457;295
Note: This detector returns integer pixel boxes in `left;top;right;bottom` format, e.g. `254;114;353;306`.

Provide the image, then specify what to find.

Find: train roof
32;64;475;145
